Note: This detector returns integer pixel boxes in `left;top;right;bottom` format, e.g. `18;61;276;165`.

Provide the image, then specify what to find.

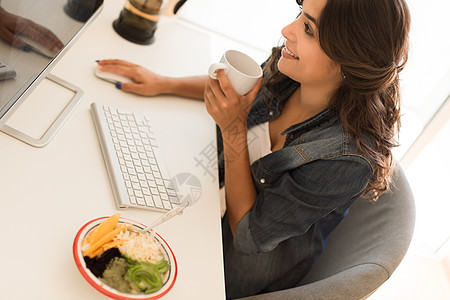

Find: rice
114;229;164;263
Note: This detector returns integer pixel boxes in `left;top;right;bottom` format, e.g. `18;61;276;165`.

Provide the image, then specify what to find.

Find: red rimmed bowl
73;216;177;299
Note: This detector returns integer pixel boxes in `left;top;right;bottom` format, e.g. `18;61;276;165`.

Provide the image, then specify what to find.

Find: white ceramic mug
208;50;263;96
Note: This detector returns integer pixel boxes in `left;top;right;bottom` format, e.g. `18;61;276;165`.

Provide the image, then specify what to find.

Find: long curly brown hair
263;0;411;200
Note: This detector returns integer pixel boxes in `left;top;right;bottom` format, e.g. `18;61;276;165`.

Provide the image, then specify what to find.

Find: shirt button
260;178;265;184
269;111;273;116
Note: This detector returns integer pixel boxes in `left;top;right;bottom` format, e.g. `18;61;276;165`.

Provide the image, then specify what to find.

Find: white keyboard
90;102;179;212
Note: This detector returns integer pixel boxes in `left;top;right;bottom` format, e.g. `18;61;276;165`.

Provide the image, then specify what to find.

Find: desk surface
0;1;228;299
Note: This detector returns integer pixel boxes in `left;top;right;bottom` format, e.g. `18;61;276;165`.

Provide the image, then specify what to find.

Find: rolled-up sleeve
232;158;372;254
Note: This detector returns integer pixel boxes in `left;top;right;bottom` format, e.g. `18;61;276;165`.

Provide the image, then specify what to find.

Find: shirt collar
281;107;336;135
259;79;336;135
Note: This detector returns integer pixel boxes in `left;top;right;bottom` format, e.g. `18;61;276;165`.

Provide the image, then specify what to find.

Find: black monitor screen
0;0;103;121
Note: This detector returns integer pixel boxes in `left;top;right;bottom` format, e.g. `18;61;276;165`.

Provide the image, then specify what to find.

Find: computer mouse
94;65;133;84
19;34;59;59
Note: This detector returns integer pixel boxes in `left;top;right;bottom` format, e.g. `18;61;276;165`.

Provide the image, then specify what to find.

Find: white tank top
247;121;272;165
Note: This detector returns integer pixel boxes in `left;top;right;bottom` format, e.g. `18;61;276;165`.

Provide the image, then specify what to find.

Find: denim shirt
219;77;374;299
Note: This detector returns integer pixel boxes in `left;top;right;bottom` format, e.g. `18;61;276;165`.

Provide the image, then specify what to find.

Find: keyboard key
140;180;148;187
144;196;154;207
150;138;158;146
164;180;174;189
163;200;172;210
137;197;145;206
157;185;166;193
153;195;163;208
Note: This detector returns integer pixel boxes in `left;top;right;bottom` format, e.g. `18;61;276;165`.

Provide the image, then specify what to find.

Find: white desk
0;1;225;299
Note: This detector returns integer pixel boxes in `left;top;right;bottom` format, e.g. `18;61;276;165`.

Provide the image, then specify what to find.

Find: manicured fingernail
116;83;122;90
95;60;100;62
21;45;31;52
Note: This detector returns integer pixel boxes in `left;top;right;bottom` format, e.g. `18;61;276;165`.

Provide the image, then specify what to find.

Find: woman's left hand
204;70;262;132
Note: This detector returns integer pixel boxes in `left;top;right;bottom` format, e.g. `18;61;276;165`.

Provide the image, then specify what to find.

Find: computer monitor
0;0;103;147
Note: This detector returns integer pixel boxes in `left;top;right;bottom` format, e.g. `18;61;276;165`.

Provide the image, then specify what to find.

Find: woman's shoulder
289;115;373;169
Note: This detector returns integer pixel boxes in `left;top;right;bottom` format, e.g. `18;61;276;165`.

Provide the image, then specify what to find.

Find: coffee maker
113;0;188;45
64;0;103;22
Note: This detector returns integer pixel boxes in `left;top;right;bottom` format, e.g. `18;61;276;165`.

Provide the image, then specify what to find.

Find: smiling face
278;0;342;89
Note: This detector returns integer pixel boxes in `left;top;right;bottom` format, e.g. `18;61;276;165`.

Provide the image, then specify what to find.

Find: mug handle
208;63;229;79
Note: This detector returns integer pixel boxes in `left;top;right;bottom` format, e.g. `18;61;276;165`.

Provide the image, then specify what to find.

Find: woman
97;0;411;298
